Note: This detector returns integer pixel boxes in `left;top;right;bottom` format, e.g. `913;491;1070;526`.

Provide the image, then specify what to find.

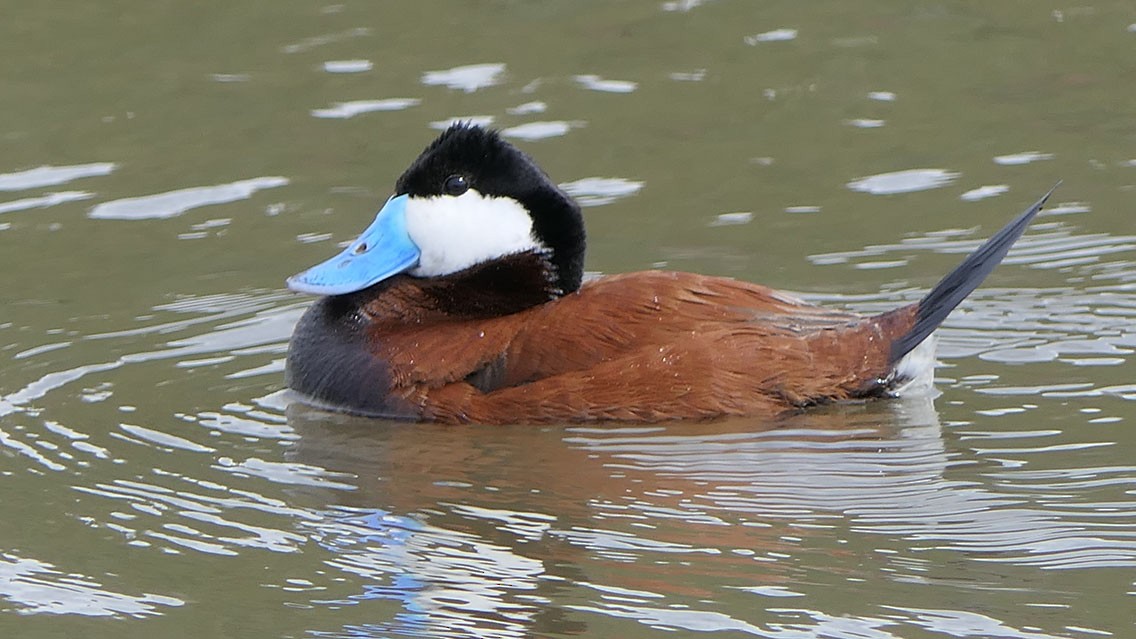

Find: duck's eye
443;174;469;196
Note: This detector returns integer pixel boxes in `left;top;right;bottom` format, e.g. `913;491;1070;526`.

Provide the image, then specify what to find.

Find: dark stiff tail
888;183;1060;364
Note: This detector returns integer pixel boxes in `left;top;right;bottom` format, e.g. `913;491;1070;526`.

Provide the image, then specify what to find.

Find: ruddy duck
286;124;1056;423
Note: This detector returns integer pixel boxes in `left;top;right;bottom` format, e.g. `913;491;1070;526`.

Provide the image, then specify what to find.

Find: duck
285;123;1056;424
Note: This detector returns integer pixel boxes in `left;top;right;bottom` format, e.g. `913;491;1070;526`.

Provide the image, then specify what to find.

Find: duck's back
468;271;917;422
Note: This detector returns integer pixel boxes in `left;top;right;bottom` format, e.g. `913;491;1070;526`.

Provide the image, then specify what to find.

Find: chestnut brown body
289;268;926;424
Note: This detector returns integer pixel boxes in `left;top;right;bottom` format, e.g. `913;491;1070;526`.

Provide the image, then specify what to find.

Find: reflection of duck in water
286;123;1056;423
285;397;943;531
285;396;1124;638
285;400;937;638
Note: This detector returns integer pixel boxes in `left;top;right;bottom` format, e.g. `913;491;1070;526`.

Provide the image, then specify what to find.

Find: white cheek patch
404;190;541;277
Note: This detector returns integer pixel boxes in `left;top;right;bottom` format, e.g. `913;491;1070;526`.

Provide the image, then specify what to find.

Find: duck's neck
525;189;586;296
356;250;564;323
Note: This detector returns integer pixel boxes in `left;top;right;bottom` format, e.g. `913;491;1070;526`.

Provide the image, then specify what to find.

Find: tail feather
888;183;1060;364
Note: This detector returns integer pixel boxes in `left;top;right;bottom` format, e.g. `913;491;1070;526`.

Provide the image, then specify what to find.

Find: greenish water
2;1;1135;637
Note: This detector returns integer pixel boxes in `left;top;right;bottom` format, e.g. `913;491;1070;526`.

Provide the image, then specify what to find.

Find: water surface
2;1;1135;637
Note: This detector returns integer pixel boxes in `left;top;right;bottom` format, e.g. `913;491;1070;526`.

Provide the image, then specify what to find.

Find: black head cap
394;123;586;294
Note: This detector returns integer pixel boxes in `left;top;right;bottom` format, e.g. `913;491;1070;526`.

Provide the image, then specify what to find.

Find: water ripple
309;507;544;639
960;184;1009;201
0;163;115;191
500;121;579;141
661;0;715;12
570;600;1068;638
574;75;637;93
0;552;183;617
560;177;643;206
809;220;1136;275
214;456;357;490
74;475;314;555
323;59;372;73
421;63;505;92
88;177;288;220
311;99;421;119
994;151;1054;166
744;28;799;44
0;191;93;215
566;404;1136;570
847;169;958;195
2;295;301;419
506;101;546;115
280;28;371;54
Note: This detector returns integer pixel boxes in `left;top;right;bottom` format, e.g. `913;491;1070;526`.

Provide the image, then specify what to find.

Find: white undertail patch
888;333;939;397
404;190;542;277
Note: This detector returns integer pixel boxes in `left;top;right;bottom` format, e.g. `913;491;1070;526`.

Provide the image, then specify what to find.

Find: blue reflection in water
311;510;430;637
307;507;544;639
